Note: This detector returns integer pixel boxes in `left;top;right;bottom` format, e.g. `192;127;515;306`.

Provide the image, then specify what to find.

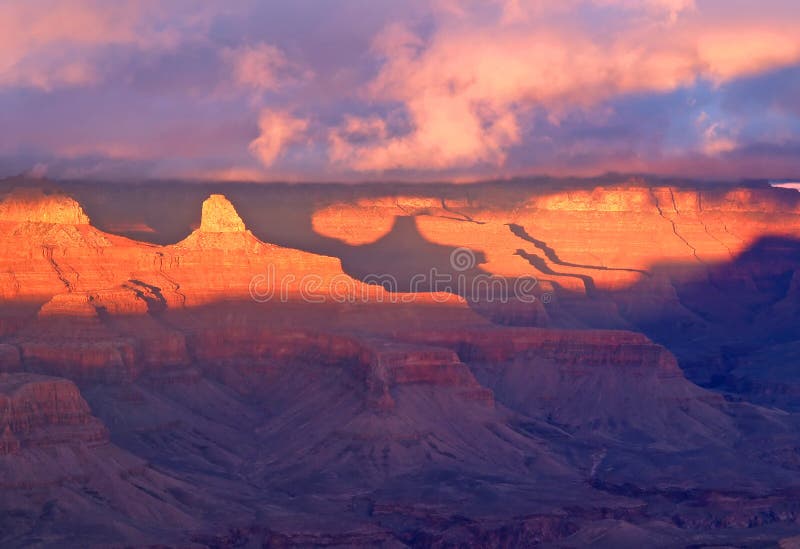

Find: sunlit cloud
223;42;311;94
0;0;200;90
248;110;309;168
327;1;800;173
0;0;798;181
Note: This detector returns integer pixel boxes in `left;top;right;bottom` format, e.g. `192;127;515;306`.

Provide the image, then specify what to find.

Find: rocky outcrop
0;370;209;544
37;292;100;318
9;290;192;381
360;341;494;409
168;193;386;305
0;188;143;300
176;193;258;250
0;373;108;453
189;326;493;406
19;340;136;381
399;327;680;373
390;327;734;446
0;188;90;225
199;194;247;233
0;188;388;312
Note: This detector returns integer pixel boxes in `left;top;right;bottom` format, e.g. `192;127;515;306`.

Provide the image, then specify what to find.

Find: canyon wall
1;178;800;546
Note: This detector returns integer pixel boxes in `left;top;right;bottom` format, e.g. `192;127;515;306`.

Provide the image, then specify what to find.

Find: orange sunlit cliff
2;178;800;546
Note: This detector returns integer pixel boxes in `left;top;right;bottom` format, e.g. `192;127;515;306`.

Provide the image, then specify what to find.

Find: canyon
1;176;800;546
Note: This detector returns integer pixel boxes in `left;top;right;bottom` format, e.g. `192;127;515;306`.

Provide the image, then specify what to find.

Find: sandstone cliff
311;183;800;294
0;373;107;454
0;188;382;308
0;188;90;225
0;179;798;547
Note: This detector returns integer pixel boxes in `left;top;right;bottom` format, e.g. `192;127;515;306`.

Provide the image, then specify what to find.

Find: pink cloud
694;112;737;156
223;42;310;93
594;0;696;22
225;43;288;91
439;0;696;25
697;29;800;82
329;2;800;173
0;0;212;90
1;1;798;181
249;110;309;168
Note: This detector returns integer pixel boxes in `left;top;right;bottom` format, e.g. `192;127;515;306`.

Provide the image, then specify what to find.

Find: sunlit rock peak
198;194;246;233
0;188;90;225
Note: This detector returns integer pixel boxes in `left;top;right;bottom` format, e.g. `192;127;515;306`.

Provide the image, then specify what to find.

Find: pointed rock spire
199;194;246;233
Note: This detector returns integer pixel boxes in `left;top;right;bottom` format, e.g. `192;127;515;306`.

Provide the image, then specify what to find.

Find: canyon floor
2;176;800;547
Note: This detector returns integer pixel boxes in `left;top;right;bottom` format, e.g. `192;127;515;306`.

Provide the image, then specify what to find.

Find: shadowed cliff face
620;236;800;391
1;177;800;546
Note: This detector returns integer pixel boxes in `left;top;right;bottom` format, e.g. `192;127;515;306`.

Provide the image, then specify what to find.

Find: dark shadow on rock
508;223;649;276
588;236;800;400
336;215;487;293
514;249;597;296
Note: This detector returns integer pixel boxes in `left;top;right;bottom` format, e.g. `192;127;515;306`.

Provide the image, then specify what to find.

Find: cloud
1;0;799;181
248;110;309;168
223;42;309;93
694;112;737;155
697;29;800;83
0;0;215;90
594;0;696;22
326;1;800;173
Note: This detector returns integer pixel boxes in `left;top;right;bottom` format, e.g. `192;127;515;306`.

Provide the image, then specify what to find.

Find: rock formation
0;373;108;452
0;187;388;310
0;188;90;225
199;194;247;233
312;183;800;294
0;372;213;543
0;177;799;546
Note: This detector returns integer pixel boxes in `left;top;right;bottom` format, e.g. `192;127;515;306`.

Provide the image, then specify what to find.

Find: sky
1;0;799;183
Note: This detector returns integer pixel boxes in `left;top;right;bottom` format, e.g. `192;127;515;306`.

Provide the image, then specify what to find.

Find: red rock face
312;183;800;293
0;373;108;453
0;180;795;385
3;181;797;311
0;188;90;225
199;194;247;232
0;179;799;547
397;327;680;374
0;371;216;540
0;188;380;308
